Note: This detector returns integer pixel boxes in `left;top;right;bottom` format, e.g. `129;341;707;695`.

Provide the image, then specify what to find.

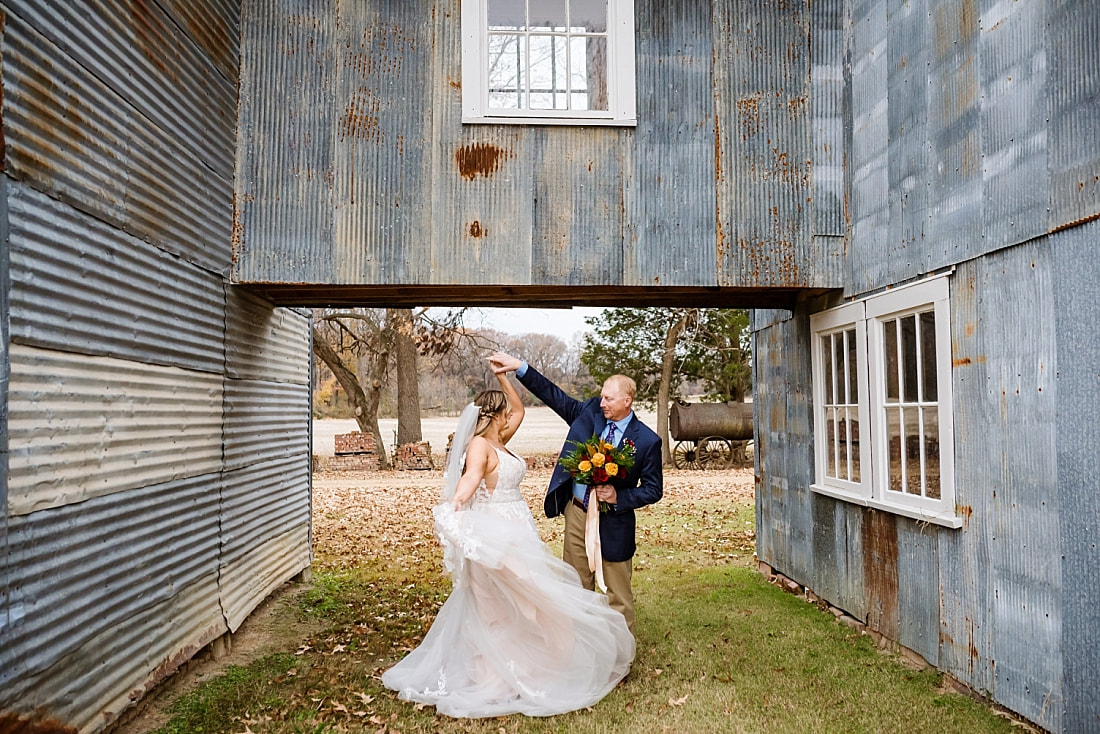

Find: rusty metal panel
235;0;337;283
5;344;224;517
752;310;814;581
0;474;227;728
1047;0;1100;230
155;0;241;81
531;128;625;286
329;0;434;284
7;182;226;373
895;519;939;666
225;287;311;384
627;0;715;287
811;0;845;236
1;4;234;272
225;379;311;471
715;0;812;288
221;525;310;631
847;0;890;294
886;0;931;282
1;174;10;652
948;242;1062;731
809;496;866;620
220;458;311;630
1051;219;1100;734
926;0;982;268
979;0;1048;248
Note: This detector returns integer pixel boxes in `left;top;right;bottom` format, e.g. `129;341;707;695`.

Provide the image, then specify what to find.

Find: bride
381;366;635;718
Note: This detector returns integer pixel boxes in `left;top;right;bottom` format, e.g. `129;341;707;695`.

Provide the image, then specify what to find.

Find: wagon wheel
698;436;734;469
672;441;703;469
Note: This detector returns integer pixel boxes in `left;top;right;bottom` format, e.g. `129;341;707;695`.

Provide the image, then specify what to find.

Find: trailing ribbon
585;494;606;593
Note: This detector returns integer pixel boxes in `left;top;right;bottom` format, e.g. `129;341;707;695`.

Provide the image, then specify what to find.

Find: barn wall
0;2;313;730
233;0;841;297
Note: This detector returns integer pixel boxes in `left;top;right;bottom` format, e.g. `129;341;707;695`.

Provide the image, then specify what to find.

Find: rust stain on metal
131;0;180;83
182;7;233;74
339;88;383;143
468;220;486;238
455;143;509;180
951;355;985;367
862;509;899;640
737;95;761;140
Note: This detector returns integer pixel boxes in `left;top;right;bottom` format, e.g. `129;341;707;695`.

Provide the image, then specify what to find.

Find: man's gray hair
605;374;637;398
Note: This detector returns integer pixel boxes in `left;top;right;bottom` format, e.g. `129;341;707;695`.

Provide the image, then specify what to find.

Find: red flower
593;467;609;484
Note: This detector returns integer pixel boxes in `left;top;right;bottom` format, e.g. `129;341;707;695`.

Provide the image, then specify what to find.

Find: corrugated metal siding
926;0;982;270
531;128;625;286
715;0;812;288
886;0;930;282
221;525;310;631
235;0;337;283
1;174;10;654
7;182;227;373
949;242;1061;731
979;0;1048;248
627;0;715;287
809;498;865;621
224;379;311;470
225;287;311;384
847;0;889;294
6;344;224;517
810;0;845;237
1047;0;1100;230
0;5;233;272
1051;218;1100;734
0;474;226;724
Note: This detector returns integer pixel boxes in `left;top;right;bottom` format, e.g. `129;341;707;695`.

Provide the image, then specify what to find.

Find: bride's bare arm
452;436;493;509
496;370;524;443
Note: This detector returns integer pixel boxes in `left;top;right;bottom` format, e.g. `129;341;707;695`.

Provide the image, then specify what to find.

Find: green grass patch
152;490;1019;734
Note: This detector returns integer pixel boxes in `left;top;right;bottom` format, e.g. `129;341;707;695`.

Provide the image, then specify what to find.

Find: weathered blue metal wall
0;2;313;730
234;0;839;300
754;1;1100;732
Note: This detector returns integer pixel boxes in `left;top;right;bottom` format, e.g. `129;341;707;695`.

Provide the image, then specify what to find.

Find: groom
489;352;663;632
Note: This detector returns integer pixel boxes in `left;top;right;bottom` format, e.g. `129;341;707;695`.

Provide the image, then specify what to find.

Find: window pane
822;335;833;405
530;0;567;30
834;331;846;403
923;407;941;499
902;314;918;403
488;0;526;29
836;412;849;480
570;36;607;110
920;311;938;402
487;34;526;109
849;413;861;482
826;408;837;478
884;319;899;402
846;328;858;403
571;0;607;32
887;406;903;492
529;35;568;109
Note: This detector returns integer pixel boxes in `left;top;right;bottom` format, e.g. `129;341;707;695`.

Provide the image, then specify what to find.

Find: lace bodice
468;447;534;528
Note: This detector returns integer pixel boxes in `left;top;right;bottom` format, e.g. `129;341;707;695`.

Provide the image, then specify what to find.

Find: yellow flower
578;460;592;472
590;453;606;467
603;442;615;452
605;462;619;477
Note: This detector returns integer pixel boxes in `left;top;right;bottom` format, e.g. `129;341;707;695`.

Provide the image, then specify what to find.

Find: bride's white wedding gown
382;446;635;718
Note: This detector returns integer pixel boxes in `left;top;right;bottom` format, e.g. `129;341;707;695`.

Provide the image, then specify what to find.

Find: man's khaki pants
563;500;634;633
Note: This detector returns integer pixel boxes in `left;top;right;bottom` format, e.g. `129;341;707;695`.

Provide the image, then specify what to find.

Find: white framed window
461;0;637;126
810;275;959;528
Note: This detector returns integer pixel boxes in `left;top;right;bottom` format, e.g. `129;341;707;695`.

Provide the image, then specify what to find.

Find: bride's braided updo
472;389;507;436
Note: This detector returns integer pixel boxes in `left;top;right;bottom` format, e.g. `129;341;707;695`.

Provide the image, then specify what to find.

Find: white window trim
461;0;637;126
810;275;961;529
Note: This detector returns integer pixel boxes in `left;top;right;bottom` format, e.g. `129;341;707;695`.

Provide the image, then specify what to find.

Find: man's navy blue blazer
518;365;663;562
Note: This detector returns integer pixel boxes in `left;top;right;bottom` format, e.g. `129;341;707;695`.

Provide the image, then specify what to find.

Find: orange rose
590;453;606;467
603;442;615;452
578;460;592;472
605;462;619;477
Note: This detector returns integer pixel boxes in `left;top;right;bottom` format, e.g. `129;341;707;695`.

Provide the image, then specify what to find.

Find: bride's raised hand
488;352;521;374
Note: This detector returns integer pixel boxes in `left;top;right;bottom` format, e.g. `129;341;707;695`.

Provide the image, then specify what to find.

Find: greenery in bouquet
559;434;637;511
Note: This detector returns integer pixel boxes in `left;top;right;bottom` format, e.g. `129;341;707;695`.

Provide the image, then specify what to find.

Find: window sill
810;484;963;529
462;116;637;127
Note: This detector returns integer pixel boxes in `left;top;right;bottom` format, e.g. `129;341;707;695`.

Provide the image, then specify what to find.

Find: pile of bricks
393;441;434;471
325;431;381;472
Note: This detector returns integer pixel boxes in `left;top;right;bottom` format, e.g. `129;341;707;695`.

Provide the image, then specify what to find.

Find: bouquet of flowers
559;434;637;512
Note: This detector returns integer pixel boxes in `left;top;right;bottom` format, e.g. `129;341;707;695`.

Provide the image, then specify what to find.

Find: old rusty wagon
668;400;754;469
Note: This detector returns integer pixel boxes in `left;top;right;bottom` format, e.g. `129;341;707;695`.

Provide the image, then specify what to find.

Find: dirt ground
112;425;753;733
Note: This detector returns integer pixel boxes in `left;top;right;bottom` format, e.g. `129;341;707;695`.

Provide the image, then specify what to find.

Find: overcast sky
467;306;605;343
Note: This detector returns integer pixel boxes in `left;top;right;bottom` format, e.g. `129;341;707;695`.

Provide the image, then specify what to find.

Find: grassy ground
150;468;1024;734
